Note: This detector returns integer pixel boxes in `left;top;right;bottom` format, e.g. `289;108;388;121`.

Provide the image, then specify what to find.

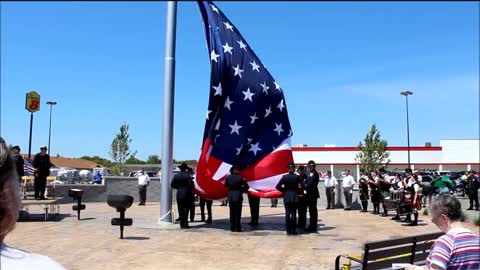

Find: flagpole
159;1;177;223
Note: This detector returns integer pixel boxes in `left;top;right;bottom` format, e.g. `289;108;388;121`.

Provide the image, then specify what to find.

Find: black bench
335;232;444;270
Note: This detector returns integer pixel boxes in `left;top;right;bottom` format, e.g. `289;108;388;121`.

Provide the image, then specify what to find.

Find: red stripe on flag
240;149;293;181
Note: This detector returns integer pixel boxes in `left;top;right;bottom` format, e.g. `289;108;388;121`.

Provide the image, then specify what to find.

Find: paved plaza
6;200;479;270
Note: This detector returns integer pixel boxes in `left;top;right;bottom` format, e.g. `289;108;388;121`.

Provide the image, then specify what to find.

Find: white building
292;139;480;178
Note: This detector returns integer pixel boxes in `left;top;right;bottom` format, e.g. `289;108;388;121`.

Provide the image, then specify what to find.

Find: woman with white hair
0;138;66;269
405;194;479;270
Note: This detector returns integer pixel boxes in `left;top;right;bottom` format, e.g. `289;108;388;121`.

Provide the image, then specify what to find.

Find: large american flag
195;1;294;199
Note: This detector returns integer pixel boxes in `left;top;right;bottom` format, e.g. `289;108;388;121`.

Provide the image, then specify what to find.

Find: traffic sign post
25;91;40;159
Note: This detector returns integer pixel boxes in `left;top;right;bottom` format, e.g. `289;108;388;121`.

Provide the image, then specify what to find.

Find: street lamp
46;101;57;155
400;91;413;169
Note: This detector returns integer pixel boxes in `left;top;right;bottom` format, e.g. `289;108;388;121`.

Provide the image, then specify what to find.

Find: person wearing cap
10;146;24;183
305;160;320;233
32;146;52;200
377;168;392;216
276;163;304;235
466;170;479;211
171;162;195;229
296;165;308;231
224;165;249;232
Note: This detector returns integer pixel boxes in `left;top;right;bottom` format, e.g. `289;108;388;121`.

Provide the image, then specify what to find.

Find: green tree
109;122;136;174
146;154;161;164
80;155;113;167
125;155;146;164
355;124;391;172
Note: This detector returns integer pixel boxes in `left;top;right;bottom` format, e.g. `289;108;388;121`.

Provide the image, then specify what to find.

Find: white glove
350;189;353;194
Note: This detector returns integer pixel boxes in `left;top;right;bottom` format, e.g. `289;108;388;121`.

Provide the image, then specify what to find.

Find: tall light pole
46;101;57;155
400;91;413;169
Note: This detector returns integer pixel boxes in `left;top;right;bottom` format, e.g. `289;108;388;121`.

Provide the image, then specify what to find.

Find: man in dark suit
11;145;24;183
296;165;308;232
32;145;52;200
276;163;304;235
171;163;195;229
224;165;249;232
199;196;213;223
305;160;320;232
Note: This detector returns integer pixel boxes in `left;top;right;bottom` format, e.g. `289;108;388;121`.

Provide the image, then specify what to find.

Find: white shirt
0;243;66;270
324;175;337;187
137;173;150;186
343;175;355;187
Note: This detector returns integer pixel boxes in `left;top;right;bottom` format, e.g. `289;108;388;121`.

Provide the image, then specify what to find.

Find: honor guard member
276;163;304;235
378;168;391;216
11;146;24;183
247;193;260;226
296;165;308;231
358;169;369;212
224;164;249;232
171;162;195;229
199;196;213;223
187;167;196;222
32;146;52;200
305;160;320;232
466;170;479;211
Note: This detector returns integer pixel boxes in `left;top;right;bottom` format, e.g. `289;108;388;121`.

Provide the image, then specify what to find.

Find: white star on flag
264;106;272;118
215;119;221;130
223;42;233;54
274;123;284;136
242;88;255;102
210;50;220;62
237;40;247;50
274;81;281;90
250;61;260;72
224;97;234;110
261;82;269;94
250;113;258;124
277;99;285;112
210;4;219;13
236;144;243;155
229;121;243;135
233;64;244;78
249;142;262;156
212;82;222;96
223;21;234;31
206;110;212;120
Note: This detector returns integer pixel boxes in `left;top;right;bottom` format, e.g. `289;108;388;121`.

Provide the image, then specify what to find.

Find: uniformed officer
305;160;320;232
224;165;249;232
171;162;195;229
11;145;24;183
276;163;304;235
32;145;52;200
247;194;260;226
199;196;213;223
187;167;196;222
296;165;308;231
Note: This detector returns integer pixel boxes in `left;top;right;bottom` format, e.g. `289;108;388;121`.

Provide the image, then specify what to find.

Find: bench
335;232;444;270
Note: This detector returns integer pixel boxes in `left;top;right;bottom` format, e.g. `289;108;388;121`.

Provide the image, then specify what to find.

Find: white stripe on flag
247;172;288;191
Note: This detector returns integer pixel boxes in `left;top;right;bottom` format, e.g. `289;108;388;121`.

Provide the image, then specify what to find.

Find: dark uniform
368;175;380;214
13;150;24;182
200;197;213;223
276;169;303;235
305;161;320;232
248;194;260;226
225;171;249;232
378;174;391;216
358;173;369;212
296;167;308;230
466;172;479;210
32;151;51;199
171;169;195;229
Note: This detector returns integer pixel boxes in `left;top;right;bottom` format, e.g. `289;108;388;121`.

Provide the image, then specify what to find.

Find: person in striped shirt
405;194;480;270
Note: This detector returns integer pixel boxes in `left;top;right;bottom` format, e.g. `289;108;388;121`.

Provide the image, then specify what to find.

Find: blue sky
1;1;478;161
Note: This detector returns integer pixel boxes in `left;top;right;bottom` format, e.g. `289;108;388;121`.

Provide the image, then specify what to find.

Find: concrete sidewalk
6;202;479;270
